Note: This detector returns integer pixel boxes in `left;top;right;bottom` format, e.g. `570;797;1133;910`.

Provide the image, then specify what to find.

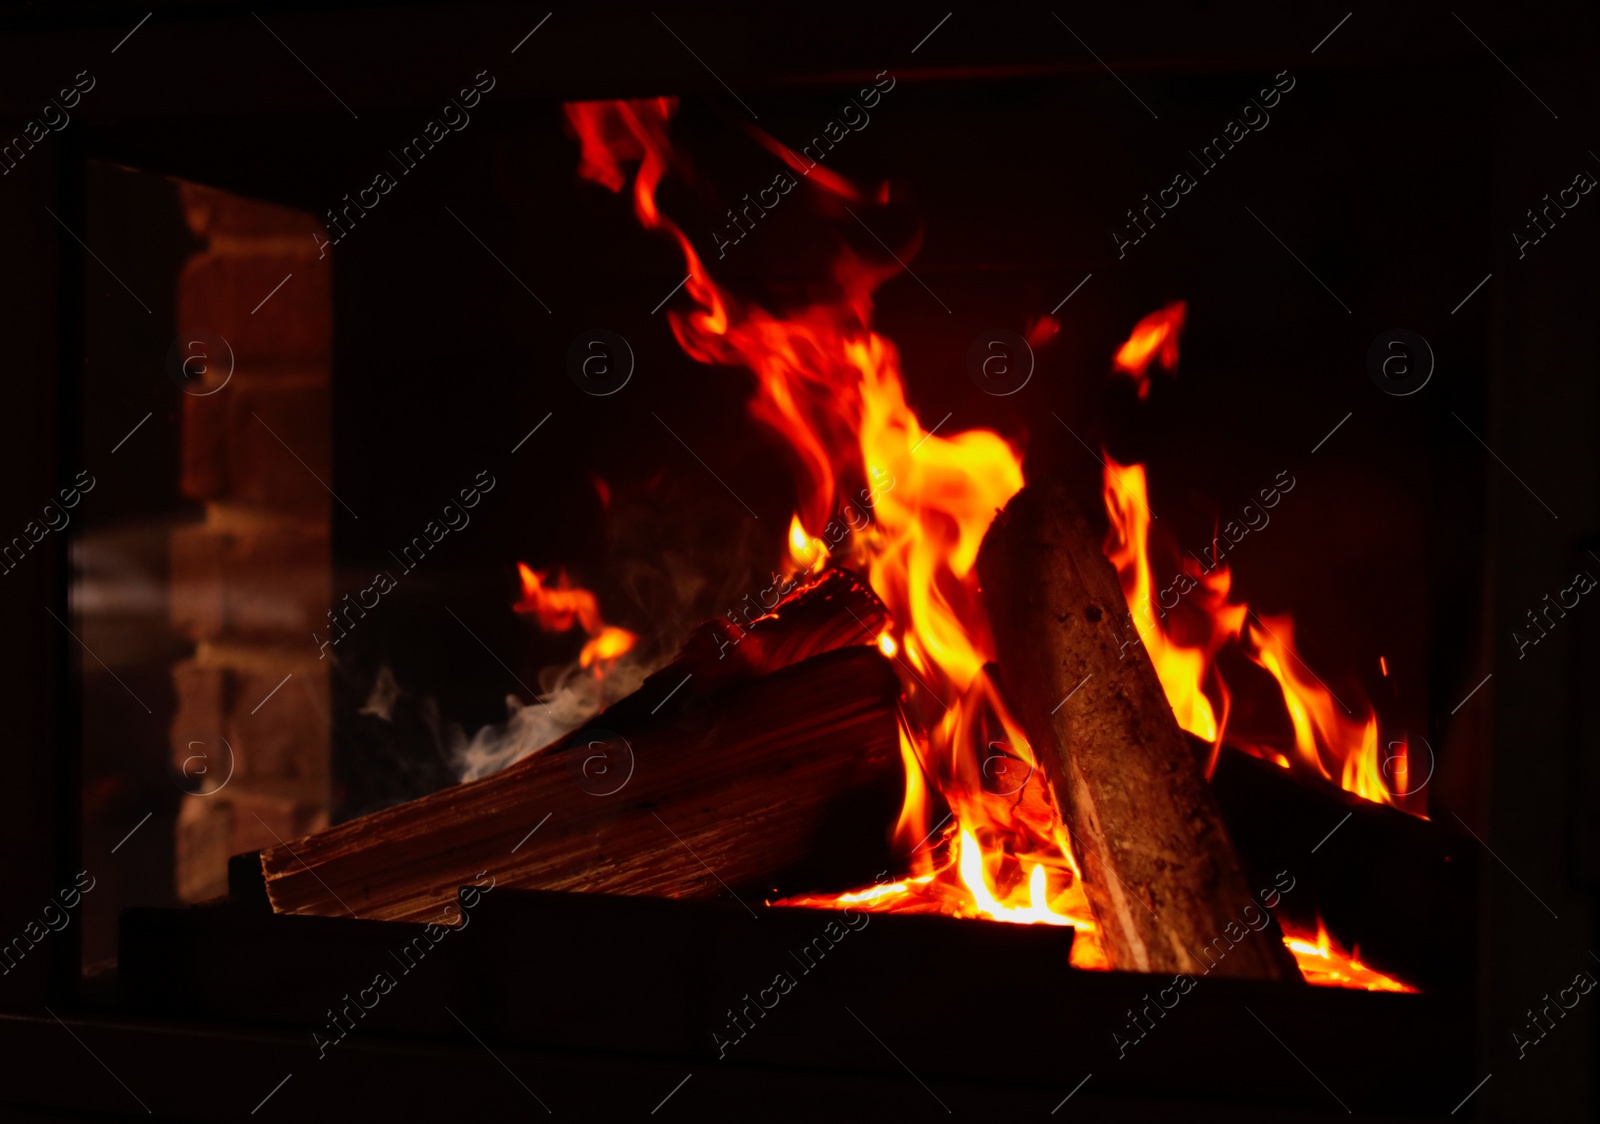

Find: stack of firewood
261;486;1306;981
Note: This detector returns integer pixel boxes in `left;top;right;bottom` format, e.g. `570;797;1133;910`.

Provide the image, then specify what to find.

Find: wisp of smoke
448;649;658;781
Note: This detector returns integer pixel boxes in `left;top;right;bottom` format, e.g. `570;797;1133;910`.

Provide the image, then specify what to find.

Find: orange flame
1111;300;1185;399
1102;456;1244;753
1099;314;1421;817
563;96;1100;959
1282;918;1418;993
560;100;1419;984
513;562;637;670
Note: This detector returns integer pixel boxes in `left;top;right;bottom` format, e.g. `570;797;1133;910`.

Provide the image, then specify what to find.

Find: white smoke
447;651;657;782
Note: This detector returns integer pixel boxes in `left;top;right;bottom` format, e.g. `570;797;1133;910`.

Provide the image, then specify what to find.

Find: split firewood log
979;478;1298;980
260;571;900;922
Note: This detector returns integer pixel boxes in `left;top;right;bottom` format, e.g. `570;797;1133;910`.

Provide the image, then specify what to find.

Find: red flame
513;562;637;670
739;120;864;202
1025;314;1060;348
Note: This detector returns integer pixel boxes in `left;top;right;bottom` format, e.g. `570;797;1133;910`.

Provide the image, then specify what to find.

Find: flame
738;120;864;202
580;626;637;668
1111;300;1185;399
1247;613;1392;805
513;562;637;670
1282;918;1418;993
1102;456;1243;752
1099;310;1420;817
1025;314;1060;348
787;513;829;571
957;830;1075;927
560;100;1418;985
563;96;1100;960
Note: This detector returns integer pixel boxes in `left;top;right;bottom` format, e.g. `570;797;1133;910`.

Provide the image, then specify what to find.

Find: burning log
260;572;900;922
1210;745;1474;992
978;477;1298;980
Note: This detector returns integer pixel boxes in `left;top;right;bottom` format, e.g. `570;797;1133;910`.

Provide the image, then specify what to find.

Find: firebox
4;4;1599;1122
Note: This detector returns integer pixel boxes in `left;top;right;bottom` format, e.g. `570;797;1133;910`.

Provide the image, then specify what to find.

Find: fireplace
5;4;1598;1121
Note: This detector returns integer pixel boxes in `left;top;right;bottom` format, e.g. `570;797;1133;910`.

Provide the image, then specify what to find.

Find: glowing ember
1282;918;1418;993
513;562;638;670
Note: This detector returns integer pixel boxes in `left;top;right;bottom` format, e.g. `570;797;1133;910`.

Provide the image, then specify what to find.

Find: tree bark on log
260;571;900;923
978;478;1298;980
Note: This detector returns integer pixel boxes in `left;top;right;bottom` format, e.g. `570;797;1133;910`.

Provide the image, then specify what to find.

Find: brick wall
168;183;331;902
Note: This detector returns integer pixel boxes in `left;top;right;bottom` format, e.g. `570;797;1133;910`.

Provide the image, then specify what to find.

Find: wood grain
978;477;1297;979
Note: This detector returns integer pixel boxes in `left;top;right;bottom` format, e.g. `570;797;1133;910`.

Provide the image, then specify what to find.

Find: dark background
0;2;1595;1119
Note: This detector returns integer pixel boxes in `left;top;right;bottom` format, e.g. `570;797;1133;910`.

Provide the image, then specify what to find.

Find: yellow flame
1283;919;1418;993
1102;456;1227;744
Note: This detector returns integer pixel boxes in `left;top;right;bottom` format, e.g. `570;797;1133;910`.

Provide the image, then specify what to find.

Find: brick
170;519;330;641
169;524;225;639
180;388;228;501
180;373;332;511
221;519;331;636
176;250;330;365
178;182;326;241
224;380;332;516
174;804;328;905
230;665;329;789
225;789;326;856
170;656;330;794
175;795;233;903
170;658;228;774
169;182;336;897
